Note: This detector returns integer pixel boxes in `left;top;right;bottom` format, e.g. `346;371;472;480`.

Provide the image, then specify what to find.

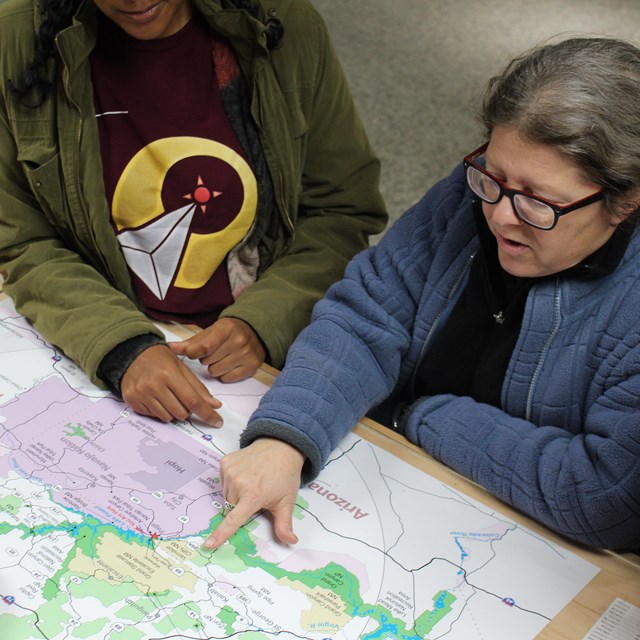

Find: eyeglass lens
466;166;556;229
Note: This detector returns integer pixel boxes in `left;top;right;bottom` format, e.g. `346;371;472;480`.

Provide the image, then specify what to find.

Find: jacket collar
192;0;270;61
52;0;98;75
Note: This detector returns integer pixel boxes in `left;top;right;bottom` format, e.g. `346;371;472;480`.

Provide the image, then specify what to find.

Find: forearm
2;238;164;385
401;394;640;550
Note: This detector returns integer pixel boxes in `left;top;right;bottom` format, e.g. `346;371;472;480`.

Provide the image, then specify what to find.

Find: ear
611;188;640;224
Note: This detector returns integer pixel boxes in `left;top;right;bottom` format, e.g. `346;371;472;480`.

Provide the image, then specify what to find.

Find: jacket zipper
525;276;562;421
251;81;294;241
55;35;112;279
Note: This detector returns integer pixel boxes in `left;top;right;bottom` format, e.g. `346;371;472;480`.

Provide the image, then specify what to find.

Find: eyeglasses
463;143;605;230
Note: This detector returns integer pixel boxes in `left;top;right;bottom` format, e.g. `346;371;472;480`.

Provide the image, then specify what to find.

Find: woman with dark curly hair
0;0;387;426
208;37;640;553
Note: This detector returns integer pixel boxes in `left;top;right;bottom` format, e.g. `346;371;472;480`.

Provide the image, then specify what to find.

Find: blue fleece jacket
242;163;640;551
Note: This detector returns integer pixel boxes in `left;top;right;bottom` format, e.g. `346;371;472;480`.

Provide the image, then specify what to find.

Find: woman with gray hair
206;37;640;552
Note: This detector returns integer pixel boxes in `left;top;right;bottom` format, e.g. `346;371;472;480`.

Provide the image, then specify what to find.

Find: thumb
168;340;187;355
271;499;299;545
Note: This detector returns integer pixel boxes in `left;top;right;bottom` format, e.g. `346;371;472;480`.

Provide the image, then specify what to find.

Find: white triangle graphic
118;203;197;300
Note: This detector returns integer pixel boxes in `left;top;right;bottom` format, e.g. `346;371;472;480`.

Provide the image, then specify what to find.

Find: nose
488;193;523;227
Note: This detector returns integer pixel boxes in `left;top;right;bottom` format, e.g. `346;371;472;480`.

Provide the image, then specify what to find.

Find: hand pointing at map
169;317;266;383
120;344;224;427
203;438;305;549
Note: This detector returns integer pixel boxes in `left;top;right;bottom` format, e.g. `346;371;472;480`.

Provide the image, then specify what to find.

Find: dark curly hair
9;0;284;107
8;0;79;107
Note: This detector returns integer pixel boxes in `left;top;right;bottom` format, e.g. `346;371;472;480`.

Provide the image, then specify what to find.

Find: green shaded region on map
62;422;89;440
417;590;457;635
202;516;453;639
0;501;444;639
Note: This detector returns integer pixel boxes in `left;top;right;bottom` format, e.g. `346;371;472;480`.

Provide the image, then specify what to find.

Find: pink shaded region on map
0;376;222;537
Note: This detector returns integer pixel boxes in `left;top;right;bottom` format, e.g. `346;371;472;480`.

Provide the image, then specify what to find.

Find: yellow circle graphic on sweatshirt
112;137;257;289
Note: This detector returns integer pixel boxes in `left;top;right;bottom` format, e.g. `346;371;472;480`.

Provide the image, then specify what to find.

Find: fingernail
214;419;223;428
203;536;219;549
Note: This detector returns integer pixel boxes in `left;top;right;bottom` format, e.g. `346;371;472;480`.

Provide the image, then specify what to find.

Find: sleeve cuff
97;333;167;395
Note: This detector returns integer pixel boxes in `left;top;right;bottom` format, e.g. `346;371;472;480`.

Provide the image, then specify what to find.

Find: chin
497;255;545;278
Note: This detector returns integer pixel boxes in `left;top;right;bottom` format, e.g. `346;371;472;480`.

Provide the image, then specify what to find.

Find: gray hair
480;37;640;218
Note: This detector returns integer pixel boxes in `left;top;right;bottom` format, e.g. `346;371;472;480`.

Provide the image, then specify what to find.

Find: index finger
203;501;257;549
171;366;224;427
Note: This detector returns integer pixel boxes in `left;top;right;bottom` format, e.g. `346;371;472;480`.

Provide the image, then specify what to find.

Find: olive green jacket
0;0;386;385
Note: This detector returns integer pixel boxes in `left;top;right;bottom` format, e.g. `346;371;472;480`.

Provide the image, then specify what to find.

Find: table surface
1;292;638;639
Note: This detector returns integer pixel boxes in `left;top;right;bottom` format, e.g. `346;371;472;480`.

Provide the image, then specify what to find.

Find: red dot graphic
194;186;211;204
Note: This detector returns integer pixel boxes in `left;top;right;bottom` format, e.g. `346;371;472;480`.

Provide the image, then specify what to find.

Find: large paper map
0;297;599;640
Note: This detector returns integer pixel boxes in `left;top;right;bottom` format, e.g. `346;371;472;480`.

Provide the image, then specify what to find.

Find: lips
122;2;161;19
495;233;531;256
501;236;526;247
